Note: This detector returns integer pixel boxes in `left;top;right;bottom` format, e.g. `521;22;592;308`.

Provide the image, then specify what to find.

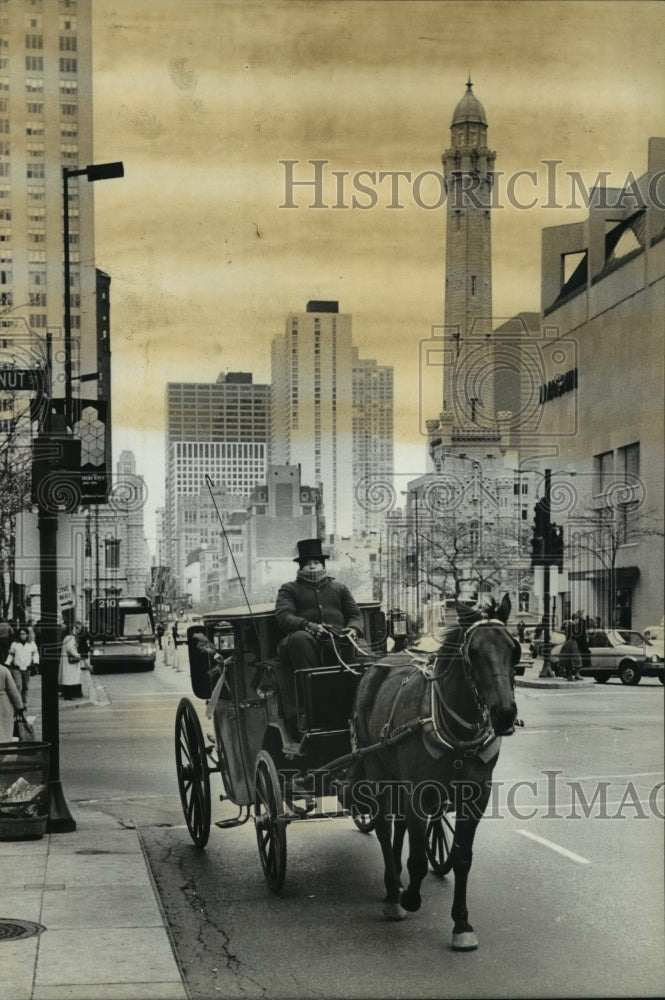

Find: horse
349;593;520;950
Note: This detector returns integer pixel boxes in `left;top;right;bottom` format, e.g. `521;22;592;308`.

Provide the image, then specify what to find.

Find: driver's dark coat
275;577;364;636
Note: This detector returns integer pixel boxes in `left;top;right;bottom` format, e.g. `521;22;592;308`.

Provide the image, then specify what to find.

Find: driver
274;538;368;724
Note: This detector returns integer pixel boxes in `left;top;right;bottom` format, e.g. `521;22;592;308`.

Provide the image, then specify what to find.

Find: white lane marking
516;829;590;864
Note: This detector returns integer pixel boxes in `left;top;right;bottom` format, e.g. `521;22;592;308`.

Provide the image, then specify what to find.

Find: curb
516;676;594;689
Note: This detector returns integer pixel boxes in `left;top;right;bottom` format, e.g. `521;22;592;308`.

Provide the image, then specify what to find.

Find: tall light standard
38;160;124;833
63;162;124;430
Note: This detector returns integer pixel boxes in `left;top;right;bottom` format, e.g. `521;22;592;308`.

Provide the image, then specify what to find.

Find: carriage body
183;601;387;808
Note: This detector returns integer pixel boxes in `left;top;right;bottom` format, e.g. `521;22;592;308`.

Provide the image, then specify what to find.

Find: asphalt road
57;649;664;999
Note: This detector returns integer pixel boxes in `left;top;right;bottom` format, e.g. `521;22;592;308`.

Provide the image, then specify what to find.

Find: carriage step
215;817;246;829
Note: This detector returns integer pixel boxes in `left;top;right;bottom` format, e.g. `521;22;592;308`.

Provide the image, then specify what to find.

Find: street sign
0;367;45;391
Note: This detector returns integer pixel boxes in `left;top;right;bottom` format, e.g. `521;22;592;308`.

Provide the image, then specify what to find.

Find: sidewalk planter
0;741;50;839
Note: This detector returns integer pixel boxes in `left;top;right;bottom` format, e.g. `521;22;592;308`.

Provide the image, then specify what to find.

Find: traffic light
549;524;564;569
530;498;548;567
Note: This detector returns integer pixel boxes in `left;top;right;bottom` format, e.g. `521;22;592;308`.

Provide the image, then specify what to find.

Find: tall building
441;79;496;431
271;300;393;539
537;138;665;629
352;350;394;535
1;0;101;399
165;371;270;588
412;83;538;611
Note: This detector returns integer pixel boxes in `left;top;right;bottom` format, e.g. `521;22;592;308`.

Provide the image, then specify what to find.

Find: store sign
0;367;44;391
57;585;74;611
539;367;578;404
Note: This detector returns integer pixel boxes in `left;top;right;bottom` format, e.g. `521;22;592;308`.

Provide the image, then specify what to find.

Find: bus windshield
90;597;155;642
122;612;154;640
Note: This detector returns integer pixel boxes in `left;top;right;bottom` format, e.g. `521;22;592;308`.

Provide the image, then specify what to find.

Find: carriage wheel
426;812;455;876
175;698;212;848
351;806;376;834
254;750;287;892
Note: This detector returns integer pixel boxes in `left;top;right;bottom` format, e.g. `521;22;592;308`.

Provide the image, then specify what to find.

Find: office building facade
165;372;270;588
271;300;393;539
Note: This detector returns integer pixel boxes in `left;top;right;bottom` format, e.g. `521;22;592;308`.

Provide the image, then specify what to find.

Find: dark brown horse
350;594;520;950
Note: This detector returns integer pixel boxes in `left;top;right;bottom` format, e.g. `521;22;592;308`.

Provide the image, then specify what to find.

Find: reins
354;619;511;765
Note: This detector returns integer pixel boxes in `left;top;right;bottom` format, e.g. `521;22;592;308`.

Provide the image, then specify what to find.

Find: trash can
0;741;50;839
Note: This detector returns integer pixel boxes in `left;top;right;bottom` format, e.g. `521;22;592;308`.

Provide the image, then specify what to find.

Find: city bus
88;596;157;672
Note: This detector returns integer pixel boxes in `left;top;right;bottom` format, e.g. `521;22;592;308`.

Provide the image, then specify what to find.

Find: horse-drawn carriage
175;601;453;887
175;594;520;950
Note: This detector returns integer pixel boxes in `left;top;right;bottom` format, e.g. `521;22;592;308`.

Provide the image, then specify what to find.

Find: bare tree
568;500;663;626
0;395;33;618
418;512;530;602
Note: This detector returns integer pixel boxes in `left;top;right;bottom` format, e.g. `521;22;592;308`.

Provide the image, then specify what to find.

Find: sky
88;0;665;541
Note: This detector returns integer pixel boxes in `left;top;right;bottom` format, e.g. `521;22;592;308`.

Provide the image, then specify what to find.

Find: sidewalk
0;670;189;1000
515;658;595;689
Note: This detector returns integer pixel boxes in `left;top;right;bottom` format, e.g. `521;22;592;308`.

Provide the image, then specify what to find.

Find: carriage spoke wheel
426;812;455;877
175;698;211;849
351;806;376;834
254;750;287;892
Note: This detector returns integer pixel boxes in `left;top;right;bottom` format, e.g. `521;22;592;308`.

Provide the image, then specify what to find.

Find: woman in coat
59;623;82;700
0;663;25;742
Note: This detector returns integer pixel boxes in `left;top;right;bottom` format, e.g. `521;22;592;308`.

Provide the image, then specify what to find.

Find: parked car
550;628;661;685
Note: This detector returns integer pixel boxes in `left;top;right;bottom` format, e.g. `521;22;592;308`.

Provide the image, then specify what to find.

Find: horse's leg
400;809;428;913
392;816;406;881
449;784;490;951
375;797;406;921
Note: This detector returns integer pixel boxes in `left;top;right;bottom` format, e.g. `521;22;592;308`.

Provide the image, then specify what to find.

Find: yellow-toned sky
89;0;665;529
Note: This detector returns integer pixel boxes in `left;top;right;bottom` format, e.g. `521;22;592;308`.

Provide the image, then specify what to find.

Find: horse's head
457;594;519;736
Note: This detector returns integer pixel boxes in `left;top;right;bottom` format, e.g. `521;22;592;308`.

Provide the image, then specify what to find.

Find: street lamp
38;160;124;834
63;161;124;430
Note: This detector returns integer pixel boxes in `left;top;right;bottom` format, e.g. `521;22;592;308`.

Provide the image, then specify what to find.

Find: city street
49;648;664;999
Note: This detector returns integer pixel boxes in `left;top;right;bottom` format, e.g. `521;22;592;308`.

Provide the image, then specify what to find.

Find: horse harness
351;618;516;769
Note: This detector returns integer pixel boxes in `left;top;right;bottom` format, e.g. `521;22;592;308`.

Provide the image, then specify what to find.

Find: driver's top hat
293;538;328;564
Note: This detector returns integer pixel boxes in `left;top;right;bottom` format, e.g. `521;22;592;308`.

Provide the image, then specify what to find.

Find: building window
594;451;613;495
105;539;120;569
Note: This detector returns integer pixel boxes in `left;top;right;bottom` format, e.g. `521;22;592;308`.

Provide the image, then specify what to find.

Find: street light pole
63;162;124;430
37;161;124;833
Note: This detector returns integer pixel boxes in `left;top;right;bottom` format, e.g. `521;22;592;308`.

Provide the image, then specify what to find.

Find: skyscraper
1;0;98;391
271;300;354;538
271;300;393;540
164;372;270;587
352;350;394;535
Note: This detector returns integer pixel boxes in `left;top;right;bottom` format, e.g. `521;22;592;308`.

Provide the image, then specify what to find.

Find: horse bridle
426;618;520;750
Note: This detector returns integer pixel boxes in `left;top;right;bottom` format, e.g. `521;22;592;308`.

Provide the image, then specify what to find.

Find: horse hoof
383;902;407;921
400;889;421;912
451;931;478;951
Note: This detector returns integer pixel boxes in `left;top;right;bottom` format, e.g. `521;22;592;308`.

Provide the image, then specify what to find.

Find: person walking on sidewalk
4;626;39;709
156;621;165;649
59;622;82;701
0;663;25;742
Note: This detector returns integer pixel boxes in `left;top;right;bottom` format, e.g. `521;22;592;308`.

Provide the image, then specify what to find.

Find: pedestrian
156;621;165;649
59;623;82;700
0;617;11;664
4;626;39;709
516;619;526;643
76;621;95;700
171;622;178;646
571;610;591;677
561;620;582;681
26;619;37;644
0;663;25;742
